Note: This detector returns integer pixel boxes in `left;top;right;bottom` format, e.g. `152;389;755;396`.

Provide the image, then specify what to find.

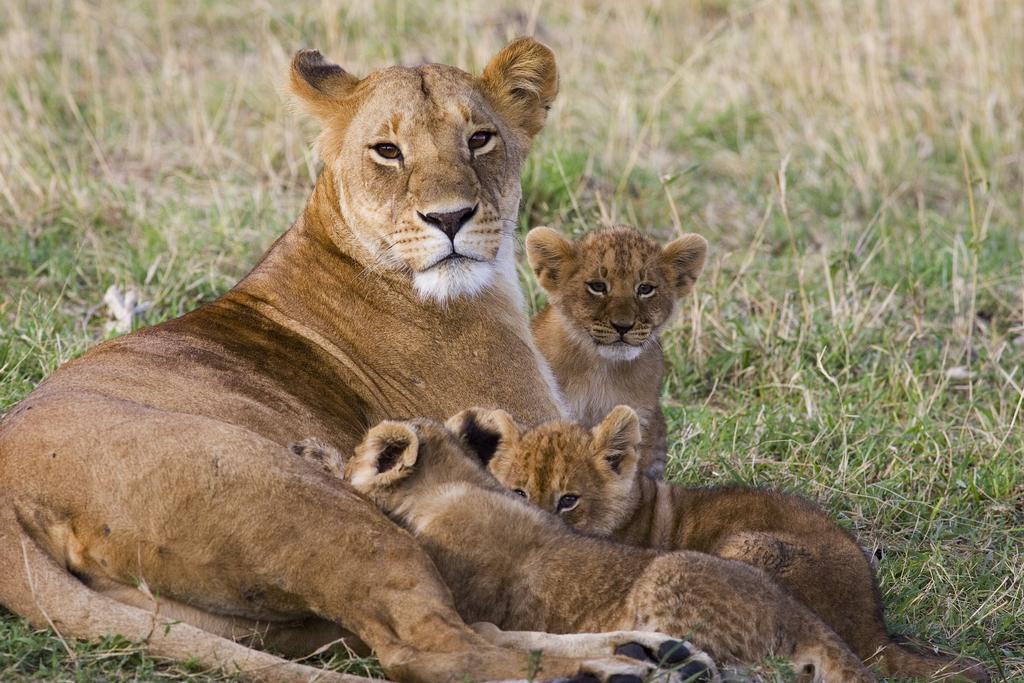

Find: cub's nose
418;205;478;241
611;321;634;337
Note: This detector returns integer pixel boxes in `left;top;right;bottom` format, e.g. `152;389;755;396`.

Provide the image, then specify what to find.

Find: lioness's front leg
95;580;363;659
3;395;671;683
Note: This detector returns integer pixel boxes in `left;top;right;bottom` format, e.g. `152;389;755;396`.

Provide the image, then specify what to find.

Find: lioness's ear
479;37;558;137
526;227;575;292
289;49;360;120
446;408;520;468
591;405;641;476
661;234;708;295
348;421;419;490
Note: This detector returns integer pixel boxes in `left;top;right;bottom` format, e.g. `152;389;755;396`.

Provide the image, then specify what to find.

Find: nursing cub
300;417;875;681
467;405;988;682
525;226;707;478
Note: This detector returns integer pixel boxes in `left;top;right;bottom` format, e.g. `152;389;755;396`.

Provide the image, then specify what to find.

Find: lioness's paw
468;624;717;683
613;639;697;665
613;642;653;662
613;645;711;682
576;658;668;683
672;660;714;683
604;632;717;682
538;654;712;683
578;652;716;683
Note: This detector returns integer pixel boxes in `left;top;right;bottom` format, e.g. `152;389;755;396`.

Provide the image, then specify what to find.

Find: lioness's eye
557;494;579;512
371;143;402;160
513;488;528;499
468;131;493;150
637;283;656;297
586;281;608;295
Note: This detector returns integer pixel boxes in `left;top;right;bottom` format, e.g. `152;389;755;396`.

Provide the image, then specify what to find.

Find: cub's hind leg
630;552;875;682
713;529;987;681
713;530;882;661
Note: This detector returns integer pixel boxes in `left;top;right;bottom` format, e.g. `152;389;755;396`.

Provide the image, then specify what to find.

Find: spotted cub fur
315;415;878;682
460;405;989;682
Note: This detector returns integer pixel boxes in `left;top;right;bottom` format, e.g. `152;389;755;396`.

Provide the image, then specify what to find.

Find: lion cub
468;405;989;682
302;416;876;682
525;225;707;478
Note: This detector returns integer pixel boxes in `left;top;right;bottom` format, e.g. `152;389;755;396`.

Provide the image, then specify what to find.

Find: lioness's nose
418;205;478;241
611;321;635;336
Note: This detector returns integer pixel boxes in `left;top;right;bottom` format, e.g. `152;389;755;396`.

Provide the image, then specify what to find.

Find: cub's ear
446;408;520;468
591;405;641;477
526;227;575;292
347;421;419;491
289;437;346;479
660;233;708;295
289;49;360;120
479;37;558;138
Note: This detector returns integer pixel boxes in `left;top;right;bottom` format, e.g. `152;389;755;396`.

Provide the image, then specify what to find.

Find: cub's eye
637;283;656;297
557;494;579;512
468;131;493;150
371;143;402;160
512;489;528;499
586;281;607;295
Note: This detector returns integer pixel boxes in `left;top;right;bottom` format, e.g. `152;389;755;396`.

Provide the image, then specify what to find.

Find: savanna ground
1;0;1022;680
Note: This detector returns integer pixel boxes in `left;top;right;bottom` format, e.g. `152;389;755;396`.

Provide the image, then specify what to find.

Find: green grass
2;0;1023;680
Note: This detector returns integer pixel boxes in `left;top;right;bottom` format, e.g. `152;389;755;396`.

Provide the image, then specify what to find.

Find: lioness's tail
879;638;990;682
0;502;376;683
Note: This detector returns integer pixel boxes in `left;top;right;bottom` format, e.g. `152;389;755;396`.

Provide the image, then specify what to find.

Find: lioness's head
526;226;707;361
446;405;643;534
290;39;557;302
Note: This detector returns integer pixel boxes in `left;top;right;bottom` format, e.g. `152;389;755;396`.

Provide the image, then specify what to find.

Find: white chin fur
413;259;496;303
596;344;644;362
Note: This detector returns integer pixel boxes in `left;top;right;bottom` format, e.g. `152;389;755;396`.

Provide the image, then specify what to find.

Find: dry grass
1;0;1022;680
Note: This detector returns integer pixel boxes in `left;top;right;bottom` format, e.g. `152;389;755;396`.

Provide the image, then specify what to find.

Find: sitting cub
525;225;707;478
462;405;989;682
299;416;878;682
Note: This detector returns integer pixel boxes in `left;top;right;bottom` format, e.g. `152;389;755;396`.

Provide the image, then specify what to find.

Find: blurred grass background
1;0;1021;680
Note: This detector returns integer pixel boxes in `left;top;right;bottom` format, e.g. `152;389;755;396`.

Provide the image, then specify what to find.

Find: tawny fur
329;417;876;682
477;407;990;682
526;225;707;478
0;39;675;683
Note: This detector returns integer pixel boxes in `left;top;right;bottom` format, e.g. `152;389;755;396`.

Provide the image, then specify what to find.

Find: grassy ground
1;0;1022;680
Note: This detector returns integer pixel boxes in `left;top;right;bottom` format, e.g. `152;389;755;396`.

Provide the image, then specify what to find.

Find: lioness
0;40;682;683
305;416;875;682
525;225;707;478
463;405;990;682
